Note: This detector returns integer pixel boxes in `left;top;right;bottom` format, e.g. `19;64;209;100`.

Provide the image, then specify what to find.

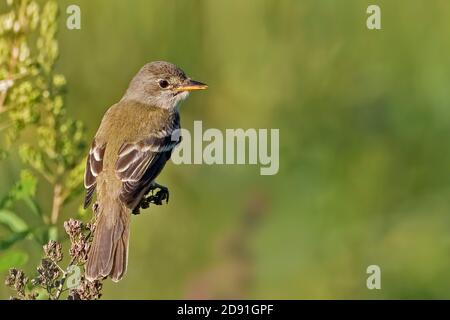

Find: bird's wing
83;140;106;209
115;132;181;209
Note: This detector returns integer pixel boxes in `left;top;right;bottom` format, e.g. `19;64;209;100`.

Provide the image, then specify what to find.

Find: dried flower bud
68;278;102;300
64;218;83;238
5;215;101;300
5;268;28;296
71;235;92;264
35;259;60;287
27;292;38;300
43;240;63;262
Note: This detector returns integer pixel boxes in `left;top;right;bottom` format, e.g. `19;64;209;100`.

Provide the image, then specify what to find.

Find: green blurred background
2;0;450;299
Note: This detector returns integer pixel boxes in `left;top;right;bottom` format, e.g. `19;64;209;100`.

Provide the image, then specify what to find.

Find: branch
50;183;63;225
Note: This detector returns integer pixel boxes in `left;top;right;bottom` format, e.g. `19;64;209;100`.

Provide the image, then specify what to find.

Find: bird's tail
85;199;130;282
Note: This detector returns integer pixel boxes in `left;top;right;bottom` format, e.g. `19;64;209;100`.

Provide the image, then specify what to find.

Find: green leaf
13;170;37;200
0;209;28;233
0;250;29;272
0;170;37;209
23;197;42;217
0;230;30;251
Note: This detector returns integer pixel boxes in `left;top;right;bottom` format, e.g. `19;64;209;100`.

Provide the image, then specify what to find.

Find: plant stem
54;256;76;300
50;183;63;225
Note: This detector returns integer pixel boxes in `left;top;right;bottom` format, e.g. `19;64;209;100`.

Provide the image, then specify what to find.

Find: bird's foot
149;183;170;206
132;183;170;215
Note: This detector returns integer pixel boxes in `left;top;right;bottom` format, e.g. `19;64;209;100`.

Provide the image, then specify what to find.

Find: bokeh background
2;0;450;299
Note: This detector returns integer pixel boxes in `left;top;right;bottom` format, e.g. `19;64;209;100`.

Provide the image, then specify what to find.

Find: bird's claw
132;184;170;215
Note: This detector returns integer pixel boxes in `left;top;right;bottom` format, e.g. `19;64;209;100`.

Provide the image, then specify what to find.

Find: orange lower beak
175;79;208;92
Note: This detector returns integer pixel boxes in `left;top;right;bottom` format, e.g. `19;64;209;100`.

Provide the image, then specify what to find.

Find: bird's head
122;61;207;109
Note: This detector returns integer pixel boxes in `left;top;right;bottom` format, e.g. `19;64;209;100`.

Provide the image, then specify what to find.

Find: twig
53;256;75;300
50;184;63;225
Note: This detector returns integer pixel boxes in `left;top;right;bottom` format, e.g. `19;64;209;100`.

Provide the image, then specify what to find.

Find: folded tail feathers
85;199;130;282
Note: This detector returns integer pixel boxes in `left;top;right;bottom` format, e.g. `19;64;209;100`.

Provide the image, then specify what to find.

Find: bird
83;61;207;282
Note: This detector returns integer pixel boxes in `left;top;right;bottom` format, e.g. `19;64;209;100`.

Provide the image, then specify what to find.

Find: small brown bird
83;61;207;282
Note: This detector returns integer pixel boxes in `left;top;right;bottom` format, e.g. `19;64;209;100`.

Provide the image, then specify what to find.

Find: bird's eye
158;80;169;89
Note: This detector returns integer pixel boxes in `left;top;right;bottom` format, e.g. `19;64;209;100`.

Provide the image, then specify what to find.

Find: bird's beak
175;79;208;92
